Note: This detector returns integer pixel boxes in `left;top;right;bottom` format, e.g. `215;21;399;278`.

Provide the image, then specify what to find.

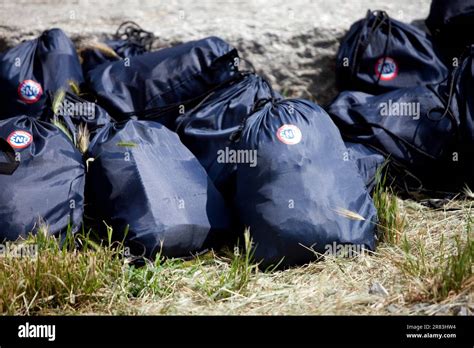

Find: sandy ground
0;0;432;104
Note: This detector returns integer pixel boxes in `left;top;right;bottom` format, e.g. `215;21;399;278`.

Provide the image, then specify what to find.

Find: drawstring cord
427;49;468;122
375;14;392;85
115;21;155;52
350;10;392;86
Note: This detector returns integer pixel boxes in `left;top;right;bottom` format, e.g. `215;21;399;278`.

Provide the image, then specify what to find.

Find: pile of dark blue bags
329;0;474;196
0;0;471;268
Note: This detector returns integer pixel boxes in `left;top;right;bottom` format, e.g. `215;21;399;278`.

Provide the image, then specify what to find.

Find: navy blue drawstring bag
79;43;122;75
0;28;84;119
46;91;112;136
86;119;230;259
344;142;385;192
426;0;474;61
86;36;239;125
80;21;155;74
336;10;448;95
174;73;278;194
233;99;377;268
445;45;474;187
0;116;85;241
326;84;463;193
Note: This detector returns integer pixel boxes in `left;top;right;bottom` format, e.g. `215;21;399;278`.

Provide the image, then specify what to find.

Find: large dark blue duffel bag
326;83;463;193
233;99;377;268
86;119;231;259
426;0;474;61
174;72;278;195
0;116;85;241
0;28;84;119
85;36;239;125
336;10;448;95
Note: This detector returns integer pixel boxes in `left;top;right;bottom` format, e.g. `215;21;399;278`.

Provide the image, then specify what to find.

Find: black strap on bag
350;10;393;86
115;21;156;52
0;138;19;175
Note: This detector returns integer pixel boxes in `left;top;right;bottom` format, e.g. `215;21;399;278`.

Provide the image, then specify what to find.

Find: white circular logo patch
18;79;43;104
276;124;302;145
375;57;398;81
7;130;33;149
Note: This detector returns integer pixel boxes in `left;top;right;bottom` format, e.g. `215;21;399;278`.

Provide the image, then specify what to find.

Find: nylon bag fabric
326;84;463;193
80;22;154;74
174;73;278;195
233;99;377;268
86;119;231;259
106;39;148;60
0;116;85;241
336;10;448;95
0;28;84;119
85;36;239;125
446;45;474;188
79;42;123;75
49;91;112;135
344;141;385;192
426;0;474;61
80;38;149;74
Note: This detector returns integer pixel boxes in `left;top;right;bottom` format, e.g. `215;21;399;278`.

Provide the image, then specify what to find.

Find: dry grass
0;196;472;316
133;198;472;315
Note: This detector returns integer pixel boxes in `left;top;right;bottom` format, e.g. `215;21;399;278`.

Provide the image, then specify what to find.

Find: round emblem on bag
276;124;302;145
7;130;33;149
375;57;398;81
18;80;43;104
